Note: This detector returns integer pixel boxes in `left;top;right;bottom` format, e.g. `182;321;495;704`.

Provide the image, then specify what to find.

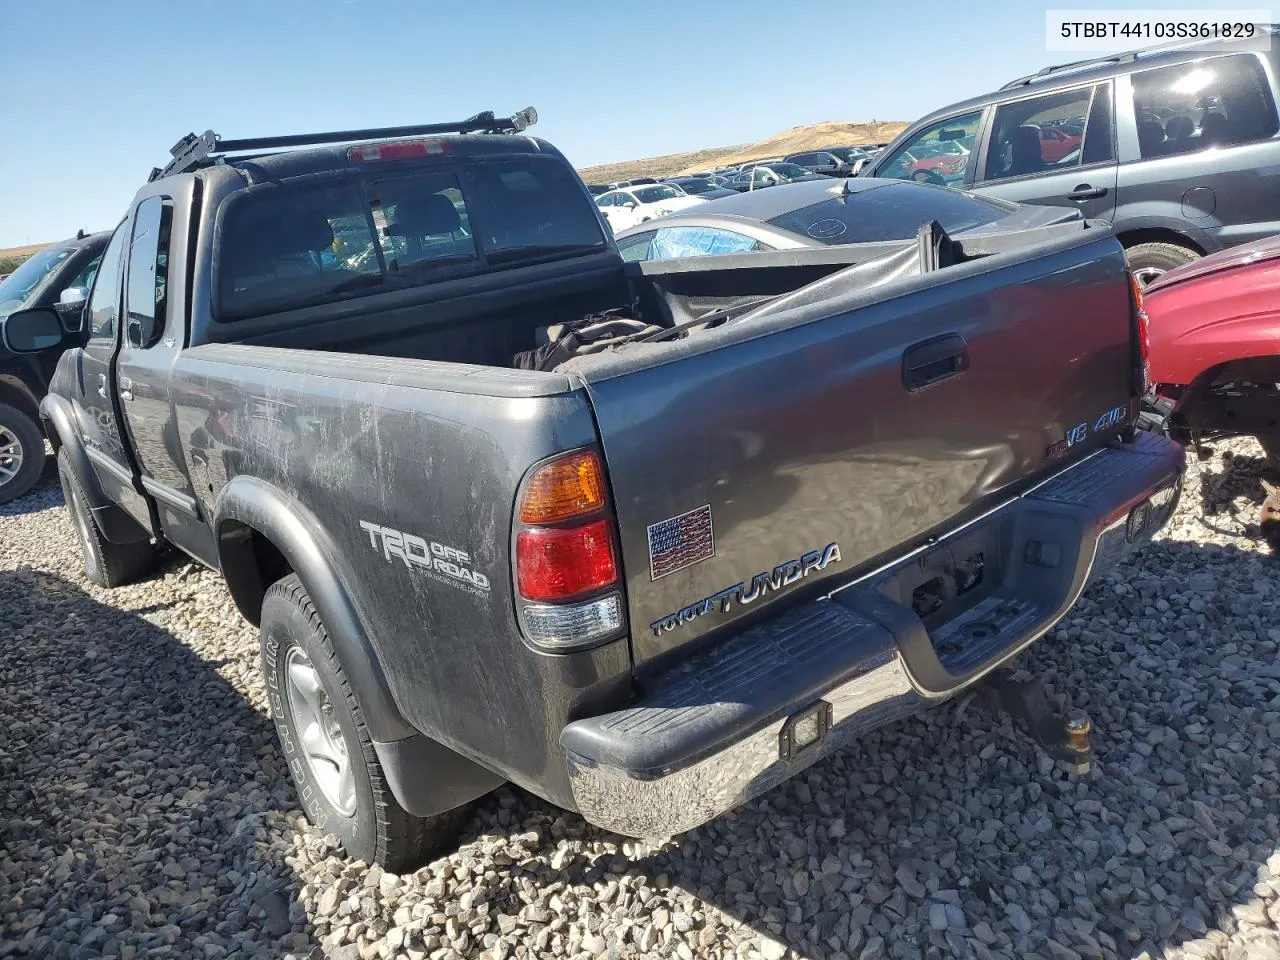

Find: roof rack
999;26;1279;90
149;106;538;181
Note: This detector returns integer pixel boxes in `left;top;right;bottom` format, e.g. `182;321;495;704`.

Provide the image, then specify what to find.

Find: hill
576;119;909;184
0;242;50;263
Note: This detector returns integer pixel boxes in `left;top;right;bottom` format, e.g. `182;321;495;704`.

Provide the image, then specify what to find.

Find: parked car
0;229;109;503
665;176;738;200
628;177;659;185
821;146;872;173
727;162;824;191
784;150;853;176
614;177;1082;261
596;183;706;231
3;107;1183;872
587;184;610;196
859;28;1280;284
1140;232;1280;460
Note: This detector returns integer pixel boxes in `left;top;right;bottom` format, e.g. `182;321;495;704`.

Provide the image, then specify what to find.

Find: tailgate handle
903;334;968;391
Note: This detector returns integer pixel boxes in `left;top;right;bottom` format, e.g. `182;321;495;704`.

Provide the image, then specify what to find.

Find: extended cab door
115;194;218;566
76;219;154;529
969;81;1119;224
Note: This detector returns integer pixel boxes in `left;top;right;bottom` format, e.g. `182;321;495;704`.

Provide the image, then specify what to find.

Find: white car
595;184;706;232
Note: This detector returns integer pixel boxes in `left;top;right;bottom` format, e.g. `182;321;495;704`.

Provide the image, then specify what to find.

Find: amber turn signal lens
519;451;607;525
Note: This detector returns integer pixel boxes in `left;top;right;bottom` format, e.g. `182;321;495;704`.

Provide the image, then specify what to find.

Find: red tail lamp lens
517;518;618;602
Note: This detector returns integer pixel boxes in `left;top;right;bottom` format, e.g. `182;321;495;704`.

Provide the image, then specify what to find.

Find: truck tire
0;403;47;505
260;573;465;872
1125;242;1200;287
58;449;155;588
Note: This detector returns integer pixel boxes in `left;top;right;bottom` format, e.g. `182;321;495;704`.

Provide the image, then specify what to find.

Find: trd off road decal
360;521;491;598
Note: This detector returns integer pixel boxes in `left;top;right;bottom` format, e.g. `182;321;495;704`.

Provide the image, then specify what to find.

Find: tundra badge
649;542;841;636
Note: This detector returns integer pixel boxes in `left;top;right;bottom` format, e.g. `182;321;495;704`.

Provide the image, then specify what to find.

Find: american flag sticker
647;504;715;581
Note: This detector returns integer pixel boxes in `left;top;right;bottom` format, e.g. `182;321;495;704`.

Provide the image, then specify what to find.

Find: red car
1142;233;1280;461
1037;126;1082;164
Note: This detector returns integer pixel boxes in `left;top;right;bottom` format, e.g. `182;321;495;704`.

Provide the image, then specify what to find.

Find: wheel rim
284;646;357;817
0;425;24;488
1132;266;1165;288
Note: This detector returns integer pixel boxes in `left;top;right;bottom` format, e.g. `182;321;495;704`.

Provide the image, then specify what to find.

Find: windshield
0;244;74;319
217;156;607;321
633;185;685;203
769;163;810;179
766;182;1007;245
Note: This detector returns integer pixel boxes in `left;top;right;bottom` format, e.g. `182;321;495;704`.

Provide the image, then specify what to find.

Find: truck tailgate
581;231;1137;667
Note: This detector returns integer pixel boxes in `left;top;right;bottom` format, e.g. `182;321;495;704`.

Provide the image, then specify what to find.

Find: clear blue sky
0;0;1258;247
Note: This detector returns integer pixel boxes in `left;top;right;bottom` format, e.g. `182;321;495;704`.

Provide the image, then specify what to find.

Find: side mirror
2;307;66;354
624;200;638;209
54;286;89;333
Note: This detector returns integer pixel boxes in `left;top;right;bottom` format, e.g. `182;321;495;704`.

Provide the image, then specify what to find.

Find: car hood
1144;233;1280;292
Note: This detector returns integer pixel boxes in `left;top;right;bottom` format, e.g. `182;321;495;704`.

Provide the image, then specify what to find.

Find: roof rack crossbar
999;25;1280;89
151;107;538;181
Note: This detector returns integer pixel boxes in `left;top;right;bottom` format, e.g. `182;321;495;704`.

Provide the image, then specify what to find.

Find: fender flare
39;394;149;544
213;477;505;814
213;475;417;743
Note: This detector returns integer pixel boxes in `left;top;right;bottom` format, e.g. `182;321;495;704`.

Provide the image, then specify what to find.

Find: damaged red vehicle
1142;233;1280;461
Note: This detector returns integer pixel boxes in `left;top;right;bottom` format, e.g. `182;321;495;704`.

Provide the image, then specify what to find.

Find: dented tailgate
582;232;1138;668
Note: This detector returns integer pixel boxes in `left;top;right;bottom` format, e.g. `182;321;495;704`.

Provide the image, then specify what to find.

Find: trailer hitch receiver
977;668;1093;774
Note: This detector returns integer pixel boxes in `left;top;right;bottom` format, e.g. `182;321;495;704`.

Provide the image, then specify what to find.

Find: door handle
903;333;969;391
97;373;107;399
1067;184;1107;201
119;377;134;402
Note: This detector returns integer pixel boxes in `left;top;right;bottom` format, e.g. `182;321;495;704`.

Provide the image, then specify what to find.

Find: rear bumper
561;431;1185;839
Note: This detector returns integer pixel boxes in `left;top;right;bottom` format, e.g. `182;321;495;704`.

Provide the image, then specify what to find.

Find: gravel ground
3;438;1280;960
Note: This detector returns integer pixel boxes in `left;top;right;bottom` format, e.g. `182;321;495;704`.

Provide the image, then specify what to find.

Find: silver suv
859;28;1280;284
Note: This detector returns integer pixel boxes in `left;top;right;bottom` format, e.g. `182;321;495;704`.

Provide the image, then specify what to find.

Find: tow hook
976;668;1093;775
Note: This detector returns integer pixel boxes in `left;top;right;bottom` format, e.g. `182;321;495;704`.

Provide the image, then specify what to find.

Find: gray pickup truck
3;109;1185;871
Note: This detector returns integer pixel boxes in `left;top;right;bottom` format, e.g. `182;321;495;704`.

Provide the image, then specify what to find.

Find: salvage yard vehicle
860;27;1280;284
3;107;1185;871
1140;232;1280;461
596;183;706;231
613;177;1084;262
0;230;109;503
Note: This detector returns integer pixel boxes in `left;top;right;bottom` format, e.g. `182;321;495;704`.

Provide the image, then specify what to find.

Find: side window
1133;54;1279;160
617;231;656;262
87;223;129;341
650;226;763;260
876;111;982;187
982;86;1098;182
125;197;174;348
1082;82;1115;165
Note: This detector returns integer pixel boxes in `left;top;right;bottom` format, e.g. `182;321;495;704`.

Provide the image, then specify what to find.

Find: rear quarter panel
170;345;631;804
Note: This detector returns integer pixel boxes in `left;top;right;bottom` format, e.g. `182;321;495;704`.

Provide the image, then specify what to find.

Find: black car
665;176;738;200
613;176;1079;261
0;230;109;503
784;150;853;177
587;184;610;196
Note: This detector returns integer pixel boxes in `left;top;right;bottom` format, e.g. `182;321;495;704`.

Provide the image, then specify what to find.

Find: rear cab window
216;155;608;322
766;182;1010;244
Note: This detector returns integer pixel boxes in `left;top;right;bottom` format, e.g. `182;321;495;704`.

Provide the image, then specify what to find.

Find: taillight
513;450;624;651
1129;270;1152;393
347;139;452;163
517;519;618;601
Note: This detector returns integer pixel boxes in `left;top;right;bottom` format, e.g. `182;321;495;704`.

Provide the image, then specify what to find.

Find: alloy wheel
284;646;357;816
